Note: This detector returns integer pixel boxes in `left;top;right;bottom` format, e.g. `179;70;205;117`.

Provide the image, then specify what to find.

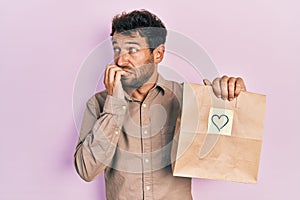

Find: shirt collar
156;74;173;95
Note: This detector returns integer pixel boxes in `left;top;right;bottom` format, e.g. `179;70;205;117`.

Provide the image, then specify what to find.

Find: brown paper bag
172;83;266;183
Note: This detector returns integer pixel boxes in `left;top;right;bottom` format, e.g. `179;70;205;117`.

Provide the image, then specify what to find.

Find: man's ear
153;44;165;64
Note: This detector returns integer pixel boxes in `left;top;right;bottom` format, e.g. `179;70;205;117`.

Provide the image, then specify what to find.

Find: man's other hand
203;76;246;101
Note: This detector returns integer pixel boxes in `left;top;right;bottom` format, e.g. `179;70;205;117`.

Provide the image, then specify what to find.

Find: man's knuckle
220;77;228;84
212;78;220;85
228;81;235;87
221;75;228;79
221;80;228;87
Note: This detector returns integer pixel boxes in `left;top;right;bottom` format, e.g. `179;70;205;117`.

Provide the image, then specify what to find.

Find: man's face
112;32;155;88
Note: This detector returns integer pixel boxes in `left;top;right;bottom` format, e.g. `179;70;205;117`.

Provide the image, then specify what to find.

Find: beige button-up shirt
74;75;192;200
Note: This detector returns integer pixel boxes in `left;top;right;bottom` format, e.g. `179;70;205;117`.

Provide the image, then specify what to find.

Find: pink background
1;0;299;199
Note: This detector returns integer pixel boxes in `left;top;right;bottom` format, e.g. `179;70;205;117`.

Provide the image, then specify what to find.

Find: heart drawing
211;114;229;132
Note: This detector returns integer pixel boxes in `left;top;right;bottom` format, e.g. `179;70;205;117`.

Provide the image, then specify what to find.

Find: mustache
116;62;154;75
115;64;136;72
117;62;154;69
118;66;134;74
116;66;136;76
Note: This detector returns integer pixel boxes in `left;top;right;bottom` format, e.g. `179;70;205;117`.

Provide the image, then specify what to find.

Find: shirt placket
140;99;153;200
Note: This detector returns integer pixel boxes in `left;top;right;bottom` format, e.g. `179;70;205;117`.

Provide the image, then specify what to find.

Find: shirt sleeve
74;94;127;182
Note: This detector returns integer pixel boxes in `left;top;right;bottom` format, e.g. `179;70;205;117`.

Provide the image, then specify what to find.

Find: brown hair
110;9;167;52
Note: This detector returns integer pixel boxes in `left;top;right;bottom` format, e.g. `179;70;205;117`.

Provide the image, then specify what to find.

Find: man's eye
113;47;121;54
128;47;137;54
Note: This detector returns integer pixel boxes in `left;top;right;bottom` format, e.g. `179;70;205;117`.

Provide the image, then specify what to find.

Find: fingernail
229;98;233;101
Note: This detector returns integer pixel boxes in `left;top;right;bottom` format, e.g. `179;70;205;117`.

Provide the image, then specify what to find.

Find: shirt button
122;105;126;110
146;186;151;191
114;131;119;135
142;103;147;108
145;158;149;163
144;130;148;135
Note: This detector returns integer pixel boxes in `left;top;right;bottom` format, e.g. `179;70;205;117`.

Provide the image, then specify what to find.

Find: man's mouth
122;68;134;74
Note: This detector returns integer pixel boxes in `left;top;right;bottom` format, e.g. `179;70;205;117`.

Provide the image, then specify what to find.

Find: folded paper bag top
171;83;267;184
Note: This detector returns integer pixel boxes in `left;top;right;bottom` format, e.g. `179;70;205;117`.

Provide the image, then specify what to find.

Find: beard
120;57;155;88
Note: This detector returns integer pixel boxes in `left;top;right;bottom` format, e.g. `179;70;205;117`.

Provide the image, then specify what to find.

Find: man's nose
116;52;130;66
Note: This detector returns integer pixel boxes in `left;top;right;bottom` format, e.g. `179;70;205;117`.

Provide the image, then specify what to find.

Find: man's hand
203;76;246;101
104;64;126;99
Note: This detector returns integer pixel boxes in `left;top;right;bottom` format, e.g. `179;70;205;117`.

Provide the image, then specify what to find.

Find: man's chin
121;79;143;89
121;75;133;83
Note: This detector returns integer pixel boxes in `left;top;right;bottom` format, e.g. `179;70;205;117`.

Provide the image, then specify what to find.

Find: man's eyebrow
125;41;141;46
111;40;141;46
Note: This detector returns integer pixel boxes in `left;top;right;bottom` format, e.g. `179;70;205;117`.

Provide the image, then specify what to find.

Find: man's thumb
203;79;212;86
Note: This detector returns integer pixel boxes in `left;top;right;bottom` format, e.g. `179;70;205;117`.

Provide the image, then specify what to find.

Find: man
74;9;246;200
